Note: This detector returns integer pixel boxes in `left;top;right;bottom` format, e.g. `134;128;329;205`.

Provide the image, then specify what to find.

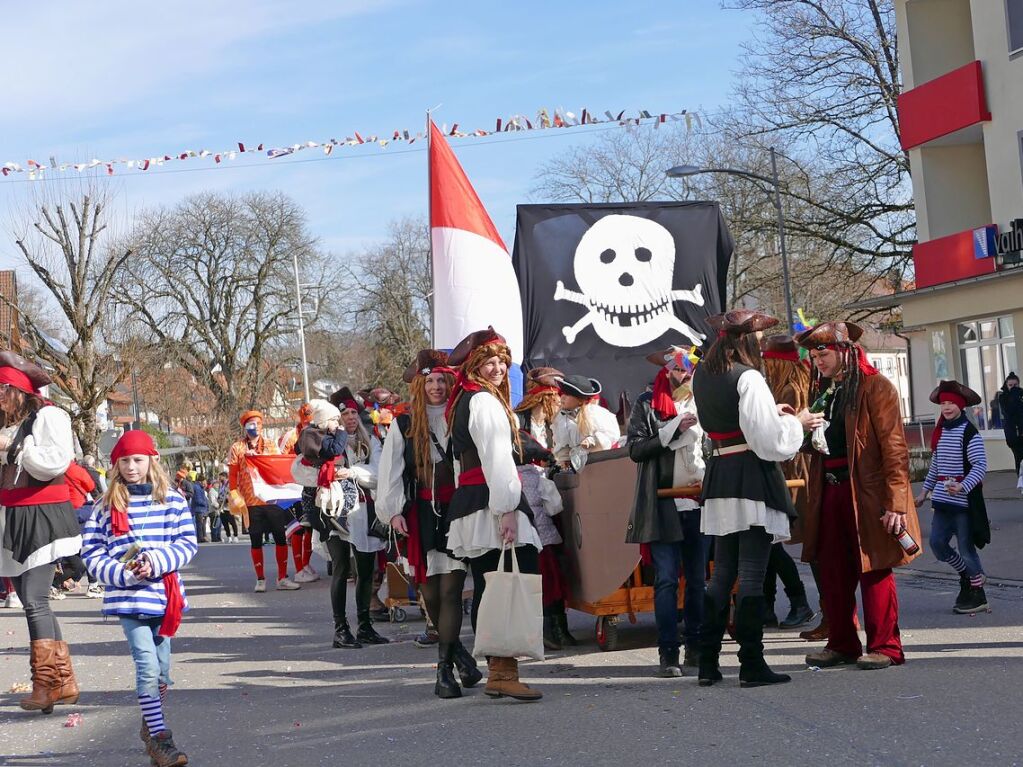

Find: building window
959;316;1015;430
1010;0;1023;54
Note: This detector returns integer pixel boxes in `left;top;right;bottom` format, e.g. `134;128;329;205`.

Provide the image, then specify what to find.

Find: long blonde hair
345;417;374;463
409;372;454;484
102;455;171;512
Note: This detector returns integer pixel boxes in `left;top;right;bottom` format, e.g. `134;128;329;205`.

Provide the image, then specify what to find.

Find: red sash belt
159;574;184;638
707;430;743;441
824;457;849;470
457;467;486;487
0;485;71;506
418;485;456;504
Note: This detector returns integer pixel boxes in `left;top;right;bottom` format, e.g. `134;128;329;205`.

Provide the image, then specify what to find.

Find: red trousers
818;480;905;664
539;545;569;607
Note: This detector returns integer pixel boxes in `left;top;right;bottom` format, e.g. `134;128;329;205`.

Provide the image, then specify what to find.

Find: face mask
245;424;259;438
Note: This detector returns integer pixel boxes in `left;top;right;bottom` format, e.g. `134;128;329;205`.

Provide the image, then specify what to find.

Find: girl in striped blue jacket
82;431;197;767
915;381;989;615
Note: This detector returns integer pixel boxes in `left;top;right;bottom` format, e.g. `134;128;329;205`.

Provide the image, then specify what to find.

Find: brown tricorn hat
761;334;798;355
795;321;864;349
403;349;451;383
524;367;563;390
446;326;507;367
0;350;51;394
705;310;779;336
929;380;982;407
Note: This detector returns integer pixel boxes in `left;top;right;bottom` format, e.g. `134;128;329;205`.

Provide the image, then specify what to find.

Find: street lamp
666;146;795;332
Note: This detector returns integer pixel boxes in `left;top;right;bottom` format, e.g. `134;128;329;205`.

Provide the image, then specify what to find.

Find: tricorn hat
447;326;507;367
525;367;563;390
328;386;362;412
929;380;982;407
761;334;801;361
557;374;602;398
795;321;864;349
0;350;51;394
705;310;779;336
403;349;451;384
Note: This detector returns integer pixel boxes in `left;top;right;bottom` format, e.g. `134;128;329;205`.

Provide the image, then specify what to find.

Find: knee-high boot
435;643;462;699
698;594;728;686
735;596;791;688
19;640;61;713
53;641;80;705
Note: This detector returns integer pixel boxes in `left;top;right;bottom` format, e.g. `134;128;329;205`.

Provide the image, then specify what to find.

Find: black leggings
248;505;289;548
420;570;467;644
763;543;806;604
468;545;539;634
221;512;239;537
326;538;375;624
53;556;87;589
14;564;62;641
706;527;773;606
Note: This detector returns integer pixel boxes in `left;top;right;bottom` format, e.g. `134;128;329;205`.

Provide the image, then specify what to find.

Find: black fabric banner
511;202;733;407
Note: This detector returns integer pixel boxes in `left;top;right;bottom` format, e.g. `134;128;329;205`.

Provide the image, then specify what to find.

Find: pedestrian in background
997;372;1023;473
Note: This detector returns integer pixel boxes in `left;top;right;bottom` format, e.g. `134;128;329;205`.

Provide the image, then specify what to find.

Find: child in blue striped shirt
82;431;197;767
915;380;988;615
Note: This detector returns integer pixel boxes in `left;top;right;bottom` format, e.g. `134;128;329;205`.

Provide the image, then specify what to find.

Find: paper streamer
0;107;699;180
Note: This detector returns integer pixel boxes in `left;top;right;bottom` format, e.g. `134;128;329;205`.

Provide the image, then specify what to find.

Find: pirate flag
511;202;733;406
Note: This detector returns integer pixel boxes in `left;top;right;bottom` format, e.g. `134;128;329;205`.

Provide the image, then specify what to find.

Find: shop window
959;315;1016;430
932;331;949;379
1009;0;1023;54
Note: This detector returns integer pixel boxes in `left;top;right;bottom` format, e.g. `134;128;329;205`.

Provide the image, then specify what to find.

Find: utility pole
292;251;311;402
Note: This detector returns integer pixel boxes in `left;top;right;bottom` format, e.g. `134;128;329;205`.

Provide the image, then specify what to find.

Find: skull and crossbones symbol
553;214;706;347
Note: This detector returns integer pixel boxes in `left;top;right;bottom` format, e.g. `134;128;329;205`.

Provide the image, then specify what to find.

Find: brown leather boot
19;639;61;714
484;657;542;701
53;641;80;705
800;600;828;642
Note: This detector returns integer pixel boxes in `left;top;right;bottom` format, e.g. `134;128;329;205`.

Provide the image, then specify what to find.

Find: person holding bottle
796;321;922;670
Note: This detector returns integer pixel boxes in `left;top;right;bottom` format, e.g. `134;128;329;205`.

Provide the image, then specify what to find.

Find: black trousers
221;512;239;537
247;505;289;548
326;537;375;625
468;545;539;634
763;543;806;605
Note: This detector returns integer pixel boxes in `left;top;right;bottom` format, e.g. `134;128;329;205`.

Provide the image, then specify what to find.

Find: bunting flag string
1;107;699;181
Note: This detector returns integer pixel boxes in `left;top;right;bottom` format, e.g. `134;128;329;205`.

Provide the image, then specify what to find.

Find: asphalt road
2;532;1022;767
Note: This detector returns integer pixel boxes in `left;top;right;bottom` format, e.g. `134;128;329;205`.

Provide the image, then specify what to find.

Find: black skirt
3;501;81;565
411;496;450;556
445;484;534;526
700;452;796;520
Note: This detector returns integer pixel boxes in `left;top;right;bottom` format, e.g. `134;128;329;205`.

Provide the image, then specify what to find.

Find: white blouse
701;369;804;543
335;434;384;553
552;402;621;461
375;404;448;524
657;394;705;511
20;406;75;481
446;392;542;559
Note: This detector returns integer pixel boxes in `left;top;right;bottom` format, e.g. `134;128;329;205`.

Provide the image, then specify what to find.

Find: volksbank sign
974;219;1023;264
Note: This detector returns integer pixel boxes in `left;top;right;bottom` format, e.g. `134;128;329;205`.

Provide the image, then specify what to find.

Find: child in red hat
81;430;197;767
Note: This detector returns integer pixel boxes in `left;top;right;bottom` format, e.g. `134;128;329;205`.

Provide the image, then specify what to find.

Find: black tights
326;537;375;624
763;543;806;604
468;545;539;633
14;564;62;641
419;570;467;644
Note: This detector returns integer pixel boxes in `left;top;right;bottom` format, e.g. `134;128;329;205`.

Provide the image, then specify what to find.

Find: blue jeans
209;510;223;542
120;615;172;698
650;510;707;651
929;503;984;577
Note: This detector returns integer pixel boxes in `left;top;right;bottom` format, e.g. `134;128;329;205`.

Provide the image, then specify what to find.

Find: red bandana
651;367;678;421
445;369;483;420
824;343;879;377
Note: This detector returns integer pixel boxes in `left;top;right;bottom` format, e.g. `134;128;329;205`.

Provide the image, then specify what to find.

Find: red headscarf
930;392;968;451
651;367;678;421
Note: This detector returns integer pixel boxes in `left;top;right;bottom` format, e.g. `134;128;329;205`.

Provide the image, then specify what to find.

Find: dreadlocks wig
807;343;879;411
514;369;562;430
408;370;455;484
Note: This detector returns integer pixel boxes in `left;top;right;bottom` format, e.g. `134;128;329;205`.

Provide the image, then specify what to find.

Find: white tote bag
472;544;544;661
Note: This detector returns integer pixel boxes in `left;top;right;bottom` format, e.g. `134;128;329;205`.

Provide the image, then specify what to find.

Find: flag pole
426;108;436;347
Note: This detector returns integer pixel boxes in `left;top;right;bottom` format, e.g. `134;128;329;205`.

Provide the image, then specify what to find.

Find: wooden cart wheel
595;615;620;652
389;607;407;623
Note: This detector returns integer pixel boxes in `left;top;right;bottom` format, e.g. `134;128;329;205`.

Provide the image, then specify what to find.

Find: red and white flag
245;455;303;509
429;120;523;362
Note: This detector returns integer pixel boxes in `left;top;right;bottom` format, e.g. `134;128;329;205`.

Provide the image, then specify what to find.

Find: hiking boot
954;586;990;614
146;729;188;767
856;652;893;670
484;657;542;701
779;593;817;630
657;646;682;678
805;648;857;668
332;619;361;649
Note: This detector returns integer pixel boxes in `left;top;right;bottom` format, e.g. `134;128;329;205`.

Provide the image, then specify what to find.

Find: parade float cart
384;560;472;623
556;447;803;651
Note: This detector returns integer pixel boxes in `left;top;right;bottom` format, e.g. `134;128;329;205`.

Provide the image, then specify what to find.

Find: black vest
692;363;751;436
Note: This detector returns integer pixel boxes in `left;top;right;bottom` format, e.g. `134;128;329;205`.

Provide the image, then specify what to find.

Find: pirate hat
447;327;507;367
795;321;864;349
929;380;982;407
0;350;51;394
525;367;563;390
705;309;779;336
402;349;450;383
328;386;362;412
557;374;602;398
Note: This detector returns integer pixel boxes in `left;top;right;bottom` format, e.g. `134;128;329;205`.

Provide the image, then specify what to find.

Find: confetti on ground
807;666;822;672
63;713;83;728
897;694;923;700
9;681;30;693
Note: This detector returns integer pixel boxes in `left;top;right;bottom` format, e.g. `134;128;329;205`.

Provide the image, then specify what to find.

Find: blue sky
0;0;754;273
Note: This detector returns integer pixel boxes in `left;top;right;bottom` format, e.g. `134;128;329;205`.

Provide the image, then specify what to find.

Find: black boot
954;574;971;611
736;597;791;688
554;603;579;646
658;646;682;678
954;585;990;614
356;615;390;645
779;591;816;629
434;643;462;699
698;593;727;686
543;615;563;651
452;641;483;688
763;597;779;628
332;618;361;649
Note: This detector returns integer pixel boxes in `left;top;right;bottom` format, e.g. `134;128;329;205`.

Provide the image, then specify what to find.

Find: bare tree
340;216;431;392
5;185;134;455
122;191;332;419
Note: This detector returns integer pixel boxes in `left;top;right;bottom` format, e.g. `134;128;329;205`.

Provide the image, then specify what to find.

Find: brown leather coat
801;374;922;572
